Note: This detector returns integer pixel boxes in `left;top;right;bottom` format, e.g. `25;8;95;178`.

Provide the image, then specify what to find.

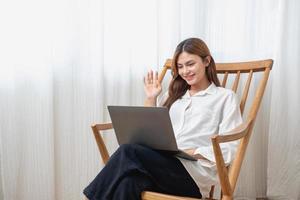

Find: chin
186;80;196;86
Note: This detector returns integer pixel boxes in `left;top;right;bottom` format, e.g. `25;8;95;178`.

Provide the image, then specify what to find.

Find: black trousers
84;144;202;200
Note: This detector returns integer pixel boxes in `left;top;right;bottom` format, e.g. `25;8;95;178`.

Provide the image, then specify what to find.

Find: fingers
154;71;158;81
144;70;158;85
144;70;151;85
149;70;153;82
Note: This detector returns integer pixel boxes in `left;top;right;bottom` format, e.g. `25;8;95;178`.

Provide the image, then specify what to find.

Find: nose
182;66;190;75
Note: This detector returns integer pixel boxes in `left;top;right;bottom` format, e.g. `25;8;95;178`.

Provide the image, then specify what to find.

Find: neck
189;78;211;95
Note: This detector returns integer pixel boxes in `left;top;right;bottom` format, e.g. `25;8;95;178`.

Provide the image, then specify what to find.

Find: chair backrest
158;58;273;196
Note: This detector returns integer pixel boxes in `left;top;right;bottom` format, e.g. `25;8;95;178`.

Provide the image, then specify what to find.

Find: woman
84;38;242;199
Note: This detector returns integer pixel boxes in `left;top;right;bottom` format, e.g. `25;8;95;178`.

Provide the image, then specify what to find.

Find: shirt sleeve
194;92;243;165
157;91;169;107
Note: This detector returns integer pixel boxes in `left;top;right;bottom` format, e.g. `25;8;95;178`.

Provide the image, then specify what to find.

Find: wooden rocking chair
90;59;273;200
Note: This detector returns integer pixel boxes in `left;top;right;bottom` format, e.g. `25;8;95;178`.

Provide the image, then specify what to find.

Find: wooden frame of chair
89;59;273;200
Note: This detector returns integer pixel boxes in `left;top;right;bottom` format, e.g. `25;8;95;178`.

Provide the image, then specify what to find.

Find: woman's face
177;52;210;89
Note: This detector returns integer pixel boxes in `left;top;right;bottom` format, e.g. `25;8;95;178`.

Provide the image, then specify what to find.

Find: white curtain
267;0;300;199
0;0;299;199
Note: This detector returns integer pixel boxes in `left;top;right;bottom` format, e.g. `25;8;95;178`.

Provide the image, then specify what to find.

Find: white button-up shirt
160;83;243;197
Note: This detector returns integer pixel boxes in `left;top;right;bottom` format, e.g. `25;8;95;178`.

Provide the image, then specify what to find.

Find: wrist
144;97;156;106
145;97;156;101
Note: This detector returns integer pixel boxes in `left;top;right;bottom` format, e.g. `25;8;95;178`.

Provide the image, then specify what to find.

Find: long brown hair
163;38;220;109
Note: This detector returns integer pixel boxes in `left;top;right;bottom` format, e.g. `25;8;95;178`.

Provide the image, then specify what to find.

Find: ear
204;56;211;67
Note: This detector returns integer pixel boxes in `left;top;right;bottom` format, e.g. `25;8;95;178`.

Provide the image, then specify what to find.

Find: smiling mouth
184;74;195;80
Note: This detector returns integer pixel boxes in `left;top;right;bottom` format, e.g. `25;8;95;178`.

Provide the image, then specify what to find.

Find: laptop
107;105;197;161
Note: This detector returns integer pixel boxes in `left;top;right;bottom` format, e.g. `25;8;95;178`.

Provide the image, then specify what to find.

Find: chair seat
142;191;202;200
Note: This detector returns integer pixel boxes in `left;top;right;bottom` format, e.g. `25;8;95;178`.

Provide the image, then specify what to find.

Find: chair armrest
92;122;113;131
211;119;253;143
91;122;113;164
210;119;253;197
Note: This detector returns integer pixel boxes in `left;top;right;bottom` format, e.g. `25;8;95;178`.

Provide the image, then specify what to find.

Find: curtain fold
267;0;300;199
0;0;299;199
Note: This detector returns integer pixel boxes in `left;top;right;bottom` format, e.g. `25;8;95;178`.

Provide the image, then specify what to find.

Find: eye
177;64;183;69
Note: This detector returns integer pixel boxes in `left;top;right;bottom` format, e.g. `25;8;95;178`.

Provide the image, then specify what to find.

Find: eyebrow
177;60;195;66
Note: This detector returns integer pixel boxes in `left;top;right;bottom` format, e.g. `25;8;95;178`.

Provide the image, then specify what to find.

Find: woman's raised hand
144;70;162;100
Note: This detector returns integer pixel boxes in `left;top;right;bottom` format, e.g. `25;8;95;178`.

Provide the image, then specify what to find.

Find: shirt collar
182;83;217;98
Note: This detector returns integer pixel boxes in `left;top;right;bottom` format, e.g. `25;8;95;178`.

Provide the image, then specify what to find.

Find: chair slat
221;72;229;88
231;71;241;92
240;70;253;115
